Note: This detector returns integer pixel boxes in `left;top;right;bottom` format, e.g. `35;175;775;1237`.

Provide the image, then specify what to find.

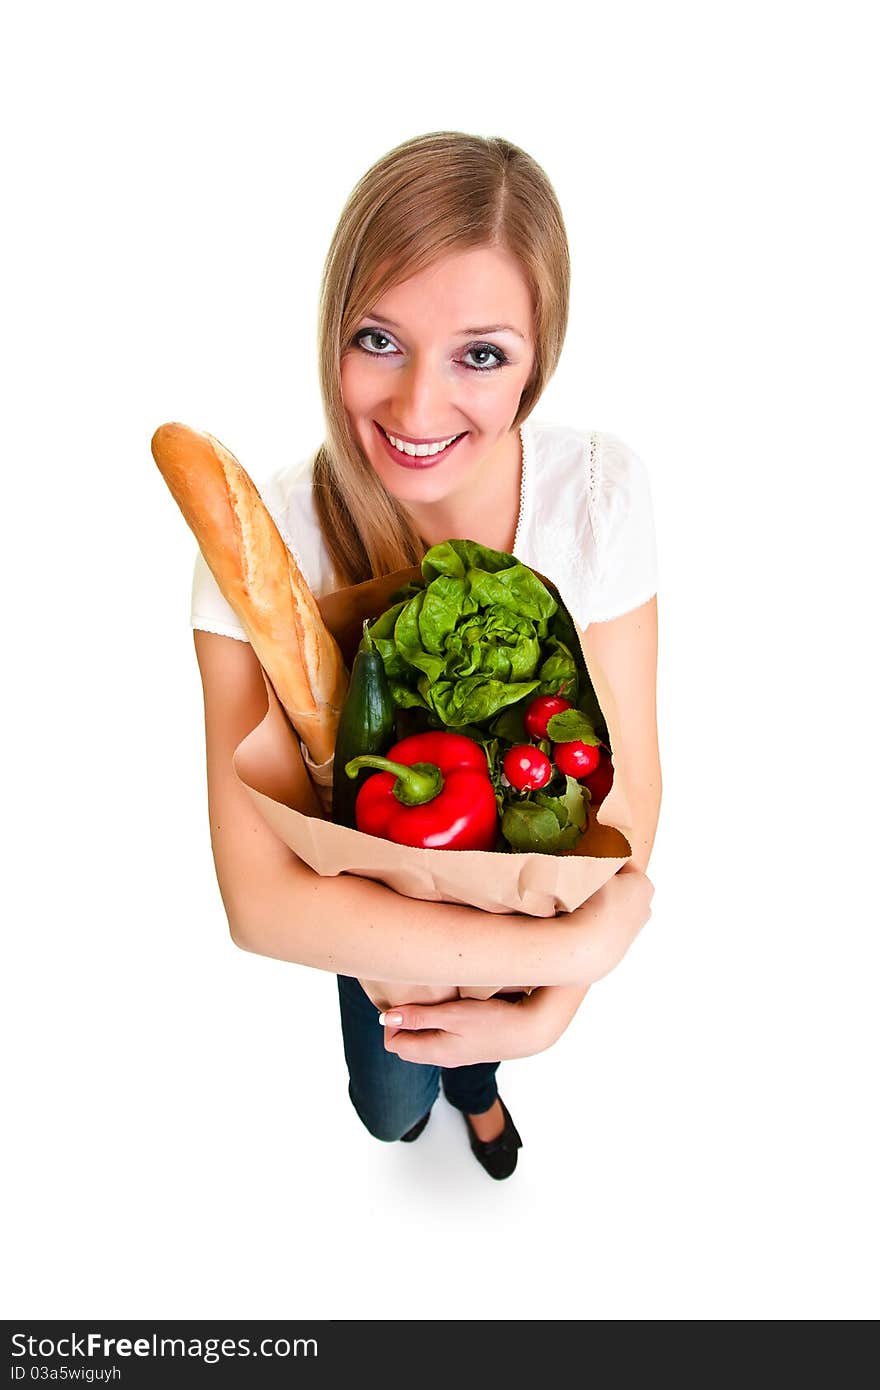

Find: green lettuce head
364;539;608;745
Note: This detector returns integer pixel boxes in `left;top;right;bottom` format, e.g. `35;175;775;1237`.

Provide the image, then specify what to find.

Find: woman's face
340;245;536;509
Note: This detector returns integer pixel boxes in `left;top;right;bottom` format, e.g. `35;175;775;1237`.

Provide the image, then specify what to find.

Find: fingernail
378;1012;403;1026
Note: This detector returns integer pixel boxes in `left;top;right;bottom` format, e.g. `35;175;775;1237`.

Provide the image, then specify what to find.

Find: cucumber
331;618;396;828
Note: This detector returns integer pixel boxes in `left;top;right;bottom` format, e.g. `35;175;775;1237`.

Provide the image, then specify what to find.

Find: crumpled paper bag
231;565;632;1011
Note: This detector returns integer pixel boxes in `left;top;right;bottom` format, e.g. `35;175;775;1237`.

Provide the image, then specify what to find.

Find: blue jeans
336;973;501;1142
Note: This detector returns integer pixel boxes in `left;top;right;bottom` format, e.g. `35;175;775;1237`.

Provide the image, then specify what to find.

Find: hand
571;861;655;984
523;980;592;1050
381;994;547;1066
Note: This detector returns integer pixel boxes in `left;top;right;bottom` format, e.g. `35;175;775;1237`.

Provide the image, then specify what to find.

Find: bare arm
193;629;651;988
522;595;663;1043
581;595;662;878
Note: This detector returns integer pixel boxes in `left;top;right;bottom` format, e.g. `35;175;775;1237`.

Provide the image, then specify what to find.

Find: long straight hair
312;131;571;587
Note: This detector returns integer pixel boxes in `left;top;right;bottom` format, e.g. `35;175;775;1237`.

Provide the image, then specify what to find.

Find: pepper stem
344;755;444;807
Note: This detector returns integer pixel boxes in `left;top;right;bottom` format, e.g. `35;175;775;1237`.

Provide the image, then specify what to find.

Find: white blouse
189;415;659;639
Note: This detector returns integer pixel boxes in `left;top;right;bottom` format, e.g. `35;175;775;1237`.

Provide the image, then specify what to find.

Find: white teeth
382;426;462;457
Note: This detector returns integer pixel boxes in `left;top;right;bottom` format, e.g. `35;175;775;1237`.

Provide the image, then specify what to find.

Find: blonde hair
313;130;571;587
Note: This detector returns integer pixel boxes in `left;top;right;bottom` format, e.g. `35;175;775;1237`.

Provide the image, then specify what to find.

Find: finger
378;1005;460;1033
383;1022;443;1052
388;1031;459;1065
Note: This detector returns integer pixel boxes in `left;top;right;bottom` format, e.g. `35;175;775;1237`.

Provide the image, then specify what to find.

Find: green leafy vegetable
363;539;609;852
546;709;600;744
367;541;563;727
501;775;589;854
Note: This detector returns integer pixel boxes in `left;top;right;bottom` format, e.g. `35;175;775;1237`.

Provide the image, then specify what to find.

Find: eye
352;329;510;373
462;343;509;373
353;328;397;355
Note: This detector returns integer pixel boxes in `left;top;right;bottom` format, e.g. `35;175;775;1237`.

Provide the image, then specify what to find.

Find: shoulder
525;417;642;499
581;429;659;624
591;430;653;503
526;417;654;529
525;415;592;465
260;447;341;597
584;430;655;546
259;448;318;534
523;416;597;517
515;418;658;630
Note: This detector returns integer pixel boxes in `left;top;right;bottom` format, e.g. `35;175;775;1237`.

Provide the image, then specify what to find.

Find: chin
375;464;459;504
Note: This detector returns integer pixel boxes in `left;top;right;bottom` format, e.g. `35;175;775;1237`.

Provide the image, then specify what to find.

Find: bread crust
152;422;347;764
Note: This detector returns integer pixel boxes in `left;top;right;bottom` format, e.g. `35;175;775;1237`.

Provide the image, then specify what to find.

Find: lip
373;420;468;469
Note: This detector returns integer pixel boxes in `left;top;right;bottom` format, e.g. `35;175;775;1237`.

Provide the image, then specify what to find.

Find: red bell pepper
344;730;498;851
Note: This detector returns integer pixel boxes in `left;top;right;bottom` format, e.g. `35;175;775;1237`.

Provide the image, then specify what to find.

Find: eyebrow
363;313;525;341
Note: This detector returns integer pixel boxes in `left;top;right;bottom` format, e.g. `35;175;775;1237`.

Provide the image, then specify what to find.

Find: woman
190;131;660;1180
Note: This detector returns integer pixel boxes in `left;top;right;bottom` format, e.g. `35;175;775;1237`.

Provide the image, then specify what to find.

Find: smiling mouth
373;420;468;466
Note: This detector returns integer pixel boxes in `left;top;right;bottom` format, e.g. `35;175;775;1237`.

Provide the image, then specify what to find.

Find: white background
3;0;878;1321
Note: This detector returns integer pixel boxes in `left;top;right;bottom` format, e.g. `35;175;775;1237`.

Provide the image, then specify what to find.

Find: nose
390;355;455;438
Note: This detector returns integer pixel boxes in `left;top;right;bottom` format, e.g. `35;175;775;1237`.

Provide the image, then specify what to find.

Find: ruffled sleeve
190;548;249;642
585;432;659;623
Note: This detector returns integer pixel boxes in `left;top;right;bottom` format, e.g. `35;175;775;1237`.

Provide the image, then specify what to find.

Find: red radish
502;745;553;792
583;750;614;807
553;740;602;780
524;692;572;740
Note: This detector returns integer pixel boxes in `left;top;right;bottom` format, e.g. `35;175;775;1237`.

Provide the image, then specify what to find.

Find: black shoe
462;1095;522;1179
399;1108;432;1143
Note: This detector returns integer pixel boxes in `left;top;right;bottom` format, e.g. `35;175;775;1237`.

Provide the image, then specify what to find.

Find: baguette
151;421;348;765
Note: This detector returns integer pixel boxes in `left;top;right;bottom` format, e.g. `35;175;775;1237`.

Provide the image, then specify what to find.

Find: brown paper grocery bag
232;565;632;1011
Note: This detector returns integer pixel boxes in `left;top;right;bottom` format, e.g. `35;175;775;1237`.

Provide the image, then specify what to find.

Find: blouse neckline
511;416;533;557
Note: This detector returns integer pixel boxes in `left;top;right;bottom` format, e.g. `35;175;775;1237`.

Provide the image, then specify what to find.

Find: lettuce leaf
368;541;575;728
